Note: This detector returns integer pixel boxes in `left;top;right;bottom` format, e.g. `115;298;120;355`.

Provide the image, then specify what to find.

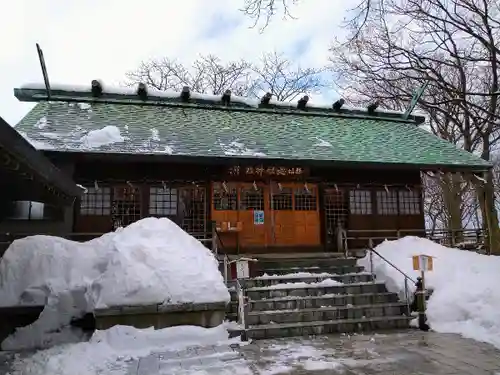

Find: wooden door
269;182;295;246
269;182;321;247
238;183;267;247
293;184;321;246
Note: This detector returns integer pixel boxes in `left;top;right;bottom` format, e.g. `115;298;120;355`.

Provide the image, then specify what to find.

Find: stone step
255;257;358;270
247;302;407;325
259;265;365;276
231;315;412;340
228;292;400;313
242;281;388;301
245;272;373;288
224;252;346;260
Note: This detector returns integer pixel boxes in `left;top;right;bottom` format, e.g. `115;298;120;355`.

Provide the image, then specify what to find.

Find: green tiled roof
13;93;491;171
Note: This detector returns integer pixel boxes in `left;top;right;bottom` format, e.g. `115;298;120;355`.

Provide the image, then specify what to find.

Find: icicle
334;184;339;192
384;184;389;194
304;182;309;193
94;180;99;191
253;181;258;191
162;181;167;191
278;182;283;191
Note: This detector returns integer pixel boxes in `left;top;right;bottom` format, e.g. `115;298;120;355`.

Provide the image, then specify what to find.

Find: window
80;187;111;215
240;186;264;210
294;187;317;211
376;190;398;215
149;187;177;216
349;190;372;215
213;183;237;210
6;201;63;220
271;187;293;210
398;190;421;215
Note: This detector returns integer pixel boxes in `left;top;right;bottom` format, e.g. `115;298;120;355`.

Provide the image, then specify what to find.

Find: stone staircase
226;254;412;340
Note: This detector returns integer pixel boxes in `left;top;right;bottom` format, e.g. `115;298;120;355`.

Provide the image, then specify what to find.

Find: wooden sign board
228;165;307;177
412;255;434;272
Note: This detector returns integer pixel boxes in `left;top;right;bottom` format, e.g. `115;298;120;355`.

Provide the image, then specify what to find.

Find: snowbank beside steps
0;217;229;350
359;236;500;349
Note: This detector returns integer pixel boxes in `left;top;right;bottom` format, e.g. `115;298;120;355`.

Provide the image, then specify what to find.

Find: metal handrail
224;256;258;341
235;278;249;341
366;239;416;315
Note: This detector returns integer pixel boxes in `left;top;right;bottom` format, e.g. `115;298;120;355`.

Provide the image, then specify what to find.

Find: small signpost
236;259;250;279
412;254;434;331
253;210;264;225
412;254;433;272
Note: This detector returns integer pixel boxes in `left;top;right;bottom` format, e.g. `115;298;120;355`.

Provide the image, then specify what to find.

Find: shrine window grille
376;190;398;215
213;183;238;210
349;189;372;215
80;187;111;215
398;189;421;215
294;187;317;211
149;187;177;216
271;187;293;210
240;186;264;210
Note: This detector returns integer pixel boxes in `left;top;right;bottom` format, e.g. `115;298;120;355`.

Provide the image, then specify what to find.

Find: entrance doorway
112;186;141;229
323;187;348;251
268;182;321;247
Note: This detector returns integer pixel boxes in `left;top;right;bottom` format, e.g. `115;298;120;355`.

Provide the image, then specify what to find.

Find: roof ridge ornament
36;43;51;100
403;82;429;119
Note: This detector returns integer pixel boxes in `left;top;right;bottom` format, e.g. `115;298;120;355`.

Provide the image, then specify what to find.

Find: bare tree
126;52;328;102
240;0;298;31
329;0;500;252
249;51;327;101
125;55;253;96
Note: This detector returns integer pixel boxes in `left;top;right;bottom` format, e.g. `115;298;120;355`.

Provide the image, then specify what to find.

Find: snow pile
359;236;500;349
9;323;240;375
0;217;229;350
80;125;125;148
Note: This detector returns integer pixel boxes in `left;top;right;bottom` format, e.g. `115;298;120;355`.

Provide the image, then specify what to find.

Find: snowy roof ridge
14;82;425;124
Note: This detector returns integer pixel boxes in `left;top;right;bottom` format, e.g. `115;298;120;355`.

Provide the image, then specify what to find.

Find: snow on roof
79;125;125;149
17;82;415;118
19;82;261;109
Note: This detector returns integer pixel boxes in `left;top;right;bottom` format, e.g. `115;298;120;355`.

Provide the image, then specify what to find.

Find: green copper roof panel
13;101;490;169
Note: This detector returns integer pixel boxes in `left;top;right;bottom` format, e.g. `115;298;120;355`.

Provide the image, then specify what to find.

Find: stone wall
94;302;227;330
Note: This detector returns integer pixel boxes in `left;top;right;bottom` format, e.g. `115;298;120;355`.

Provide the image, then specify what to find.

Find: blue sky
0;0;351;125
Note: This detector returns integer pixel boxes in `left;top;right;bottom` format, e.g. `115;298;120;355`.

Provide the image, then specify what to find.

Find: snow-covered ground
0;217;229;350
359;236;500;350
7;323;243;375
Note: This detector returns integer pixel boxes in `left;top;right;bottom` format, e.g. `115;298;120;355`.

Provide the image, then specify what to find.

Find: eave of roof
0;116;82;200
45;150;492;173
